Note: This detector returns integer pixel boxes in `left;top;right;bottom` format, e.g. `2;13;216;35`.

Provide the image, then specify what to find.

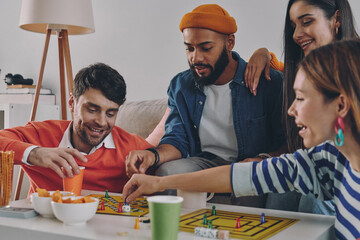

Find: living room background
0;0;359;103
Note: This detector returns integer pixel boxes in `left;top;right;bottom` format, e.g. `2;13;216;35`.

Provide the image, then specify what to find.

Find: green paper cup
147;195;183;240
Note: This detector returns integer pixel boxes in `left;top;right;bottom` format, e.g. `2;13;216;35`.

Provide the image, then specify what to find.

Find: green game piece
105;190;109;198
212;205;216;215
202;214;208;225
208;220;213;229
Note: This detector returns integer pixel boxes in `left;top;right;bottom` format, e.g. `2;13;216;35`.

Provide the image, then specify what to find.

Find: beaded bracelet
146;148;160;167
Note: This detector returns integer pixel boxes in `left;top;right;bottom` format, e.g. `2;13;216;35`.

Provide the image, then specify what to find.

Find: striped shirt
231;141;360;239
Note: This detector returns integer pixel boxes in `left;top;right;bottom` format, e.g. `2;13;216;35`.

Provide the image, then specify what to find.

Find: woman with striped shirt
123;40;360;239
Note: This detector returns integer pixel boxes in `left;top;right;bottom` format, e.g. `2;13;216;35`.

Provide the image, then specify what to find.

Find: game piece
100;201;105;210
212;205;216;215
208;220;213;229
117;203;122;213
218;230;230;240
202;214;207;225
134;218;140;229
105;189;109;198
122;203;131;213
261;213;266;224
235;217;241;228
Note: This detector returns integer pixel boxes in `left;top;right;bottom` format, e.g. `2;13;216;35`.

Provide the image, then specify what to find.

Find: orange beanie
179;4;237;34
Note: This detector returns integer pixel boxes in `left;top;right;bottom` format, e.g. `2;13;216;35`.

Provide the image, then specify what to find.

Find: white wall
0;0;359;103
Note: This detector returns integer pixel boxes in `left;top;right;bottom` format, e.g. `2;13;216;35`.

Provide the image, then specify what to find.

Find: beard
189;46;229;87
74;122;109;148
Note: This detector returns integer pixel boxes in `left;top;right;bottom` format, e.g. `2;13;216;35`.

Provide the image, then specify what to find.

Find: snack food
0;151;14;207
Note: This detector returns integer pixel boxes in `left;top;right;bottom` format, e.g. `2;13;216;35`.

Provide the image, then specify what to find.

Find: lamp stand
14;28;74;200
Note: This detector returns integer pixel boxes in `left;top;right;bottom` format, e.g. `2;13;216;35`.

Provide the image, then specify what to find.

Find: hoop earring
334;117;345;146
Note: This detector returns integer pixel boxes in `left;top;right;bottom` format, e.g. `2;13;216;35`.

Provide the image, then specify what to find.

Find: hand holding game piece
122;174;162;203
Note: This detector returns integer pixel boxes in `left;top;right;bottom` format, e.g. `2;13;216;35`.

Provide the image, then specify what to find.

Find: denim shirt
160;51;285;161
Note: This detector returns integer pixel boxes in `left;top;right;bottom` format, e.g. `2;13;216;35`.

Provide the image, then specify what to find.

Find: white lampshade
19;0;95;35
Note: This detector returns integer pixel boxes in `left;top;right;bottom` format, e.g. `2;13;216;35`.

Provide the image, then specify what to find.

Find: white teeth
90;128;101;132
301;40;313;47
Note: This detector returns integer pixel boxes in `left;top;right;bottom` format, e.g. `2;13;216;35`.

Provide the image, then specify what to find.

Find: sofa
116;98;168;141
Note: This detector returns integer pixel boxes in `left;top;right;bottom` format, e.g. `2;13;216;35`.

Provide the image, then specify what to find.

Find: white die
122;204;131;213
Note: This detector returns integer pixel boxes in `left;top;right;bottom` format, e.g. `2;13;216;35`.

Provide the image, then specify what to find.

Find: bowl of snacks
30;188;72;218
51;196;99;225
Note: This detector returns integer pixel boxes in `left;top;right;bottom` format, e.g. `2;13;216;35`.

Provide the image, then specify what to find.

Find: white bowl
51;196;99;225
30;191;72;218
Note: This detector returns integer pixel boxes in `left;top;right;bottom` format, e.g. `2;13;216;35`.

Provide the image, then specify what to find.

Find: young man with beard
0;63;152;196
126;4;286;206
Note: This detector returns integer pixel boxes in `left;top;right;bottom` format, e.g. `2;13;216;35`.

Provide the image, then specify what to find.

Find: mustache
191;63;213;69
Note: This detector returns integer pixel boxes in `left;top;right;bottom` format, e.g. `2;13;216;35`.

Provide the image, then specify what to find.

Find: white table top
0;190;335;240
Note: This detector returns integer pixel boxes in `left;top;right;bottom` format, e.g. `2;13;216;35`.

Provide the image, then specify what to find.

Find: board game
179;209;298;240
88;194;149;217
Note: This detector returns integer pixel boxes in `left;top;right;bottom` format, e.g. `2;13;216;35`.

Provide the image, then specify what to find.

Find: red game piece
235;217;241;229
117;203;122;213
100;201;105;210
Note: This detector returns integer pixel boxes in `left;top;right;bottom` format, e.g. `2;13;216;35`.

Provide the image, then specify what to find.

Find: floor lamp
14;0;95;200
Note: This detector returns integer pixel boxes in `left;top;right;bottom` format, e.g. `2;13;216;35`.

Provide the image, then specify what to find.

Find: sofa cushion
116;98;167;139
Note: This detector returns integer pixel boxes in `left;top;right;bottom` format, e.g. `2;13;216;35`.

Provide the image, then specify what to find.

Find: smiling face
288;68;338;148
183;28;230;86
69;88;119;153
290;1;338;56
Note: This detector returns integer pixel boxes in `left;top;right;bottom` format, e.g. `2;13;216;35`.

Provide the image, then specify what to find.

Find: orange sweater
269;52;284;72
0;120;152;195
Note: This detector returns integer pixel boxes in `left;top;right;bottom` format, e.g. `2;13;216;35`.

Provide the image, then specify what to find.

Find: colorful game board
88;194;149;217
179;209;299;240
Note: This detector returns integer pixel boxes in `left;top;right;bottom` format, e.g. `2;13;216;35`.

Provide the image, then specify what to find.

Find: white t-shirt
199;81;238;162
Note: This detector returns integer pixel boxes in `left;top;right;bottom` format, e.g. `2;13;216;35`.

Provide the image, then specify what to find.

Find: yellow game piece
134;218;140;229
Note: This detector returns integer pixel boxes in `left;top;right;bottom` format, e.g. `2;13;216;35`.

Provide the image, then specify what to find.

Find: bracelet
145;148;160;167
255;153;272;159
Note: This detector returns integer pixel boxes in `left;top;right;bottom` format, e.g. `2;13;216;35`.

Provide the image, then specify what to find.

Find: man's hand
123;174;162;203
125;150;155;177
244;48;272;96
28;147;87;178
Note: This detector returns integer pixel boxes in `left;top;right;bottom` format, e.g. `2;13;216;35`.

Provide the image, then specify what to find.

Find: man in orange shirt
0;63;152;195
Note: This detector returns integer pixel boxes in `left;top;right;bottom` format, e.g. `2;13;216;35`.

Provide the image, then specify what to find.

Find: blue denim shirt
160;52;285;161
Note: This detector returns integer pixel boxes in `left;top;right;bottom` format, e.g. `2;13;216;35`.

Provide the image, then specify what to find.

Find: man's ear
68;93;75;112
225;34;235;52
337;94;350;118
